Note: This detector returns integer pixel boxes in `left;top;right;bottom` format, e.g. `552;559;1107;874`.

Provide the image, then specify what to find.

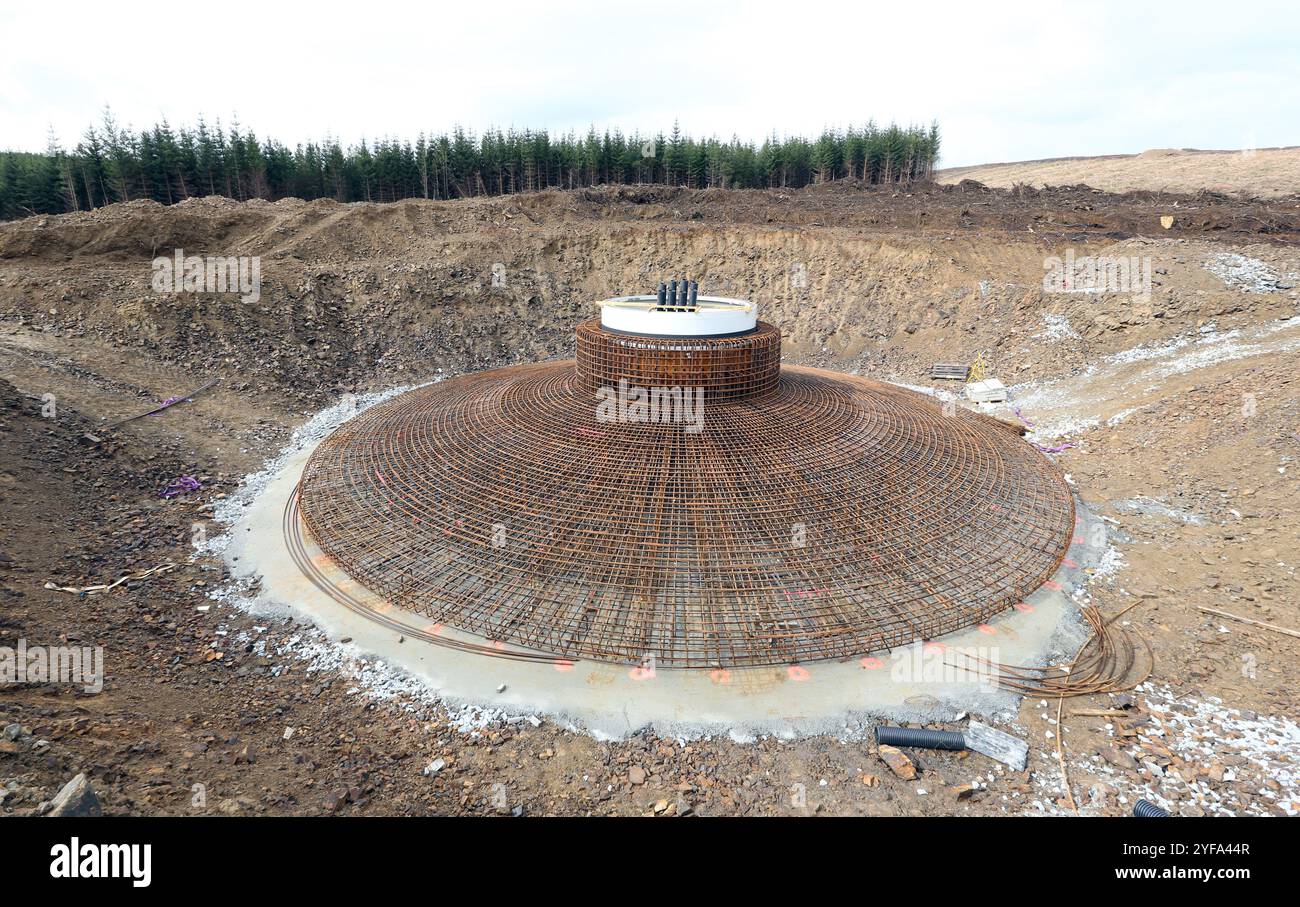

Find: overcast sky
2;0;1296;168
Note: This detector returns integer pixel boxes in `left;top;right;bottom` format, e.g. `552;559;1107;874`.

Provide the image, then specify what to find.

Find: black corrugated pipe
668;279;678;309
875;726;966;750
1133;799;1170;817
657;282;667;308
689;280;698;307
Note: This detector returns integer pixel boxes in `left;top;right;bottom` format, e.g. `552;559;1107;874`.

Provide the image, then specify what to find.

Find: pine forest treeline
0;109;940;221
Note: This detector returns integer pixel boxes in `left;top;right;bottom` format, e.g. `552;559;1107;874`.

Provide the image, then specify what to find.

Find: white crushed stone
1089;545;1128;583
230;624;530;734
1080;684;1300;817
884;379;938;397
1111;496;1206;526
1035;313;1081;342
1007;316;1300;441
1202;252;1293;293
1025;415;1098;443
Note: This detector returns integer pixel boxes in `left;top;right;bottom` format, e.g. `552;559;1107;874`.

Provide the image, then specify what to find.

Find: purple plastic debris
149;394;186;414
1012;406;1074;453
160;475;202;498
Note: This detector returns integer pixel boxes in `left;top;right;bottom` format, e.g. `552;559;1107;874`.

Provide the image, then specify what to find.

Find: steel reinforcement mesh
297;362;1074;668
575;318;781;400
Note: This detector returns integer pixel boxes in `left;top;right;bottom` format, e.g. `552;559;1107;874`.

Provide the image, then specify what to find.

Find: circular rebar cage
297;359;1074;668
576;318;781;401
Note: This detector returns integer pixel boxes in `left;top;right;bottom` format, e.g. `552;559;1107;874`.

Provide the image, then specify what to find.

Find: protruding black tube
1133;799;1169;817
669;279;679;310
657;282;667;309
689;280;698;308
875;726;966;751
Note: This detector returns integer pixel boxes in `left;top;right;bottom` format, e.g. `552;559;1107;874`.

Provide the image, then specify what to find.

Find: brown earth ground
939;147;1300;199
0;180;1297;816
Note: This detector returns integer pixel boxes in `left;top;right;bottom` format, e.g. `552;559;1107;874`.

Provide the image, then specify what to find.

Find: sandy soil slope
0;184;1297;815
938;148;1300;199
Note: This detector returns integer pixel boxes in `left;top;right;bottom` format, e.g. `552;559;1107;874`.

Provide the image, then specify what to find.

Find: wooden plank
964;720;1028;771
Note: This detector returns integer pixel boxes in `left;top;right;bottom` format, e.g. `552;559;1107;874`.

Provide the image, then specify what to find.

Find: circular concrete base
223;414;1105;740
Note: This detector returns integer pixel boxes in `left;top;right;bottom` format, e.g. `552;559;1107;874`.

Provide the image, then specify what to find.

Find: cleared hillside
938;147;1300;199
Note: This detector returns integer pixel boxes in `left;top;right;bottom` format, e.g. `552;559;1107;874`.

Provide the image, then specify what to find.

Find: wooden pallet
929;363;970;381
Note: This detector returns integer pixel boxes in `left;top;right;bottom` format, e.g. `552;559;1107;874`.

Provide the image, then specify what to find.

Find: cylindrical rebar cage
575;318;782;401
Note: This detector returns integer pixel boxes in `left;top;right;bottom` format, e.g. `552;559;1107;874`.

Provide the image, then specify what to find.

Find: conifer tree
1;114;940;220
